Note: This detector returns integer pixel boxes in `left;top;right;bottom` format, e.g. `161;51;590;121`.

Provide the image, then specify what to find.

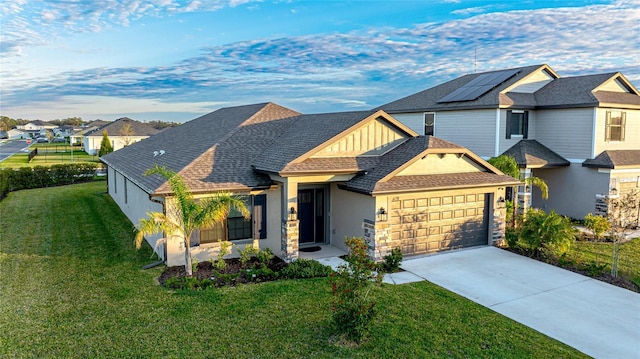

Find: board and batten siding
391;113;425;135
435;109;496;157
533;108;594;160
594;108;640;155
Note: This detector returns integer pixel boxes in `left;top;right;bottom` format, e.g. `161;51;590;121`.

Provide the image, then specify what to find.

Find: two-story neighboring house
379;64;640;220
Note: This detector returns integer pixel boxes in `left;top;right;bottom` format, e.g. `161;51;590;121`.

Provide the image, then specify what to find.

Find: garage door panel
390;192;490;256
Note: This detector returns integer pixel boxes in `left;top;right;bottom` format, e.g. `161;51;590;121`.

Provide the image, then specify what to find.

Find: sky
1;0;639;123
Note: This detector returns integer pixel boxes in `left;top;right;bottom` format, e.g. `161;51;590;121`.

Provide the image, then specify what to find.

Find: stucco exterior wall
532;163;610;219
85;135;151;155
330;183;375;252
107;167;164;259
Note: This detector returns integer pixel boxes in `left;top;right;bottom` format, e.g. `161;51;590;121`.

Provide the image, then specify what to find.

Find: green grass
0;182;587;358
566;238;640;287
1;144;98;168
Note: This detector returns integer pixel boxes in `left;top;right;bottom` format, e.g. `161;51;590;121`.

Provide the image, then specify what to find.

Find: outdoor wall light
377;207;387;222
497;197;506;204
288;207;297;221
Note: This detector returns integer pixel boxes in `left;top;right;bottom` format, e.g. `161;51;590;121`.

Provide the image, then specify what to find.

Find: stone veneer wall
281;220;299;263
491;205;506;246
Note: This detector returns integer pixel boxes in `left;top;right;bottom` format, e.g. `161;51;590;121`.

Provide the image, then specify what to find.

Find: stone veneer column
368;222;390;262
281;220;299;263
492;203;507;246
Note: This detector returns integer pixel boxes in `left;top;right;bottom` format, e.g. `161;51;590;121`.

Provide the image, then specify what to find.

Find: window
124;179;128;204
605;111;626;142
198;194;266;245
424;113;435;136
506;110;528;139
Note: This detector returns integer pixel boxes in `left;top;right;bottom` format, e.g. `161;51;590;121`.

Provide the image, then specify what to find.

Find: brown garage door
389;192;490;255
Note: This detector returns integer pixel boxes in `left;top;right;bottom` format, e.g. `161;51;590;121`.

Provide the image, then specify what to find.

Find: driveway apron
399;246;640;359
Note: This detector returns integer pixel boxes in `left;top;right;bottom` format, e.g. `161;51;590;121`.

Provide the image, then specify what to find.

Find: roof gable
341;136;519;195
379;64;547;113
309;112;415;158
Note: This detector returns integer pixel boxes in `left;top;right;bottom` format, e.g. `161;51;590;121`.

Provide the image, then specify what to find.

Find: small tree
135;165;249;276
119;122;134;146
606;190;640;277
329;237;383;343
584;213;610;241
98;130;113;156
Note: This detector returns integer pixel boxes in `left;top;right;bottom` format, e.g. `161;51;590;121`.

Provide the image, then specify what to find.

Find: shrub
255;247;275;264
329;237;383;343
584;213;610;241
519;209;576;257
238;244;258;265
281;258;333;279
211;240;233;270
0;163;99;200
504;227;520;248
380;247;403;273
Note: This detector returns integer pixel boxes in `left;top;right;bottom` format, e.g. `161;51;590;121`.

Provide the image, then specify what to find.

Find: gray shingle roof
101;103;301;194
379;67;640;112
531;73;615;108
378;64;546;113
341;136;518;195
85;117;160;137
502;140;570;168
582;150;640;169
252;110;379;174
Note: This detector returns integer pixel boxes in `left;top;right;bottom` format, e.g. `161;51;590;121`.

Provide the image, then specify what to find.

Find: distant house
17;120;57;132
101;102;518;267
7;129;25;140
379;64;640;220
83;117;159;155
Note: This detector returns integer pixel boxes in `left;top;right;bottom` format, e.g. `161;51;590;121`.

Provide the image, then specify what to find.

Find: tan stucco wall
107;168;164;259
330;183;375;252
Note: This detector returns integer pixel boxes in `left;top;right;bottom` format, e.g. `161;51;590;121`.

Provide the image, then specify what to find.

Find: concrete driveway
396;246;640;359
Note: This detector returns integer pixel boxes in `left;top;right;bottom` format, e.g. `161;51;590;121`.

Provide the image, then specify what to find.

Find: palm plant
488;154;549;200
135;165;250;276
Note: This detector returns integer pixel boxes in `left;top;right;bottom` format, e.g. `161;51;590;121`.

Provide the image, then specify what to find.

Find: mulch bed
158;257;287;288
501;247;639;293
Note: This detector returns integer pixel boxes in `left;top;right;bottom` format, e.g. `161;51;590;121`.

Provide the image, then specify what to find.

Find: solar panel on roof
438;69;520;103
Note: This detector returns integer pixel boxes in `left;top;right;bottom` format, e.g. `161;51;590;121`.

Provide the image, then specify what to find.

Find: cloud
0;0;257;57
2;0;639;119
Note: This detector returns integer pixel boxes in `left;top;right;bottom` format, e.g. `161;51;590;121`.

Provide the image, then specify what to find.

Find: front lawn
0;182;586;358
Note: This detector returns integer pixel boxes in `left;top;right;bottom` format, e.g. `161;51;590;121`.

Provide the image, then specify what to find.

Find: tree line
0;116;181;131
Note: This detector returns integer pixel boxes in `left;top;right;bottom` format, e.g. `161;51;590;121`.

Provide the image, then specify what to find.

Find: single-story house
83;117;159;155
101;103;519;266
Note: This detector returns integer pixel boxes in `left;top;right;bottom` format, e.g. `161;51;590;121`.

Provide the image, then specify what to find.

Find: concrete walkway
390;246;640;359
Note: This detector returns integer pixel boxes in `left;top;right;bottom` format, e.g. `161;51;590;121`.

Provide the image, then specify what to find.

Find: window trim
506;110;528;139
424;113;435;136
605;110;626;142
